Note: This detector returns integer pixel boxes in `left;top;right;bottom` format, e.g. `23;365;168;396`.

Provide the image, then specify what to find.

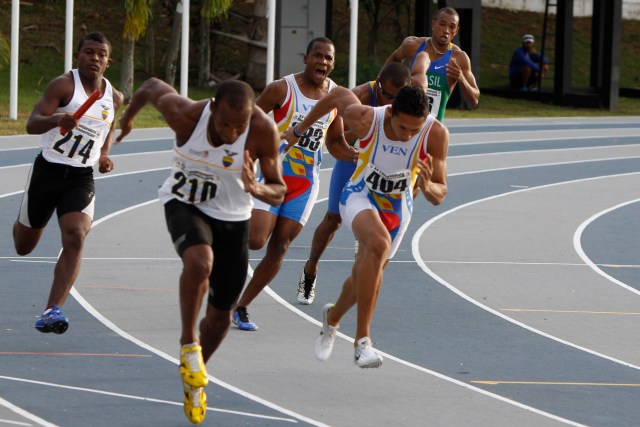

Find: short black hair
437;7;460;23
306;37;334;55
378;63;410;88
391;86;429;118
76;32;112;54
214;80;255;109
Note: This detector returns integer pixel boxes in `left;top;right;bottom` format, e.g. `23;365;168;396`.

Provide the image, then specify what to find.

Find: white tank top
39;69;115;167
158;100;253;221
351;106;435;200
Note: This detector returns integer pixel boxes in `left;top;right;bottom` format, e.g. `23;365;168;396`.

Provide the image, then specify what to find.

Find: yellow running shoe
179;345;209;388
183;382;207;424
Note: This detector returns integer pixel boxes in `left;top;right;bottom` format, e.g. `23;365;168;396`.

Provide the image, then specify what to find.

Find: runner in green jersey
383;7;479;121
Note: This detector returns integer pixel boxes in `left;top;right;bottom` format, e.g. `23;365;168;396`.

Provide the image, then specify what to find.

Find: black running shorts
164;199;249;311
18;153;95;229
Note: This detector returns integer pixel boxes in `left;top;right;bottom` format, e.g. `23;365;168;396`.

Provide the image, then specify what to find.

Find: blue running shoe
35;305;69;334
232;306;258;331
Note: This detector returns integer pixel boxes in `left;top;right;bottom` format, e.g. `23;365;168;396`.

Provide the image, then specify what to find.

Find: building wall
482;0;640;19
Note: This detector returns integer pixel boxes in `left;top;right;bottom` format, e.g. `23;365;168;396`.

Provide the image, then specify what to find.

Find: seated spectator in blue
509;34;548;92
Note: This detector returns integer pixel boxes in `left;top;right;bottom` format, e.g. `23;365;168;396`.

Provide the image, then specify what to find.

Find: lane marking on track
0;418;33;426
79;285;175;292
4;142;633;427
260;283;587;427
451;135;640;146
472;380;640;387
0;352;150;357
501;309;640;315
450;155;640;174
573;197;640;297
0;376;295;423
62;198;585;427
0;396;56;427
5;256;640;269
69;199;330;427
412;171;640;373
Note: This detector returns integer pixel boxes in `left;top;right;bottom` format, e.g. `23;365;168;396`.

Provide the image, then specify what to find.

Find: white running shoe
296;269;317;305
315;303;337;361
354;337;383;368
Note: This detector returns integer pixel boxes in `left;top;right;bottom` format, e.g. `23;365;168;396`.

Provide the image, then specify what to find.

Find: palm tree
122;0;156;102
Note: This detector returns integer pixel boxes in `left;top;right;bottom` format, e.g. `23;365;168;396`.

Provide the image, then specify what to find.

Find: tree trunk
146;16;155;77
364;0;382;61
121;39;135;103
165;0;183;86
198;12;211;88
245;0;268;90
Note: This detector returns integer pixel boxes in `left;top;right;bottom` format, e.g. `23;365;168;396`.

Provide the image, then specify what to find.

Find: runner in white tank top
117;78;285;424
158;99;253;221
39;68;115;167
13;32;124;339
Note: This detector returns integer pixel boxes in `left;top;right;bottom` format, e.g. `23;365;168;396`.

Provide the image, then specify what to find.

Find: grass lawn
1;3;639;136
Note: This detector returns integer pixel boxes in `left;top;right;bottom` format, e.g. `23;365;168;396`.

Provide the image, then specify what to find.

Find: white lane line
451;155;640;174
70;198;583;426
260;275;587;427
452;134;640;146
70;199;328;427
0;396;55;427
0;420;31;427
2;138;635;427
0;166;171;201
7;256;640;269
573;197;640;297
0;376;294;423
412;171;640;372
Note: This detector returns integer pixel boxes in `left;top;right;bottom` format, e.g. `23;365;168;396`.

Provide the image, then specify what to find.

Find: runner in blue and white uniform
296;52;430;305
232;37;357;331
285;84;449;369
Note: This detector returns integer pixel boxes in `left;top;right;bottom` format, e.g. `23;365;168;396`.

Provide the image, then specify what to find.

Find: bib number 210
171;171;218;203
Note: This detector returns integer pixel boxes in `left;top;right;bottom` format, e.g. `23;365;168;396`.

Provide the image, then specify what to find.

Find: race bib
364;163;411;195
52;123;103;164
290;112;328;152
427;87;441;116
170;160;219;204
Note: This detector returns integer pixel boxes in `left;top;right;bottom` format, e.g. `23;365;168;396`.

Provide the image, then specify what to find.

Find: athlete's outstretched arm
283;86;370;151
409;51;430;91
116;78;201;144
245;108;286;206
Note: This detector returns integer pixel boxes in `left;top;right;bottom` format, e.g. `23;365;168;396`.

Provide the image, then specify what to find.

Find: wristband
293;124;303;138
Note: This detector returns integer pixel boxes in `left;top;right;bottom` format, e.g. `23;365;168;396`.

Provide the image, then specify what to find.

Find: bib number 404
365;171;408;194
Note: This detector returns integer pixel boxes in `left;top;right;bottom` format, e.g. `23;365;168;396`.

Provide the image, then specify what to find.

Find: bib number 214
53;131;94;164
